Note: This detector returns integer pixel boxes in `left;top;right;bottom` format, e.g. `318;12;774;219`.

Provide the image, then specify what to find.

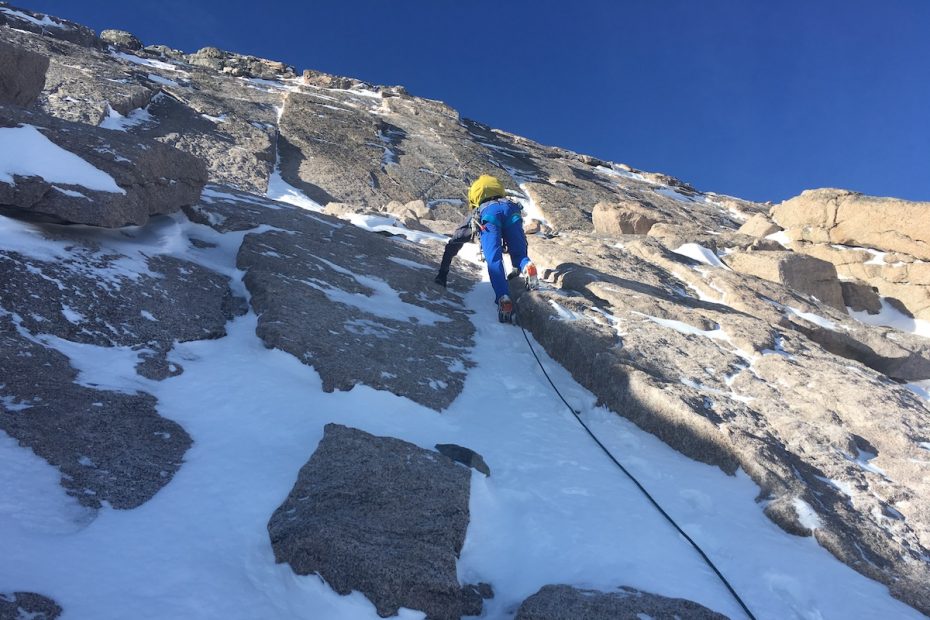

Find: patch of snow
387;256;432;271
595;164;649;183
848;299;930;339
0;125;125;194
786;306;840;332
147;73;179;88
60;305;85;324
265;168;323;212
0;6;66;28
99;104;154;132
140;310;157;321
52;185;90;200
792;498;822;530
764;230;792;248
634;312;727;341
111;51;179;72
655;186;696;202
548;301;583;322
673;243;728;269
514;183;549;227
302;256;449;326
347;214;447;244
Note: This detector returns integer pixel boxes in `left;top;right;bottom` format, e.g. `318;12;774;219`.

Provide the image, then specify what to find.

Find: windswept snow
99;104;154;132
673;243;728;269
0;6;66;28
0;125;124;194
111;51;179;72
848;299;930;339
786;306;840;331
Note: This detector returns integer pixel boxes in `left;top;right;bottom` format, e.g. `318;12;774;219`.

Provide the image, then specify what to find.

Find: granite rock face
186;187;475;411
0;214;245;508
268;424;482;619
514;232;930;614
772;189;930;260
0;105;207;227
772;189;930;320
515;585;730;620
0;592;62;620
723;250;846;310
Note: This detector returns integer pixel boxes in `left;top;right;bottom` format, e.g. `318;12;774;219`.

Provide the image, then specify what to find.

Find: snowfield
0;207;927;619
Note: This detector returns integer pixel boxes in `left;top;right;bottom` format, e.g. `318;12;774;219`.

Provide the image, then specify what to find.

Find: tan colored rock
592;201;659;235
737;213;781;238
723;250;846;309
772;189;930;260
403;199;431;220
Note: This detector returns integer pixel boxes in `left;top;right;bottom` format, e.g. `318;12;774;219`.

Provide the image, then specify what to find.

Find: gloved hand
434;271;448;288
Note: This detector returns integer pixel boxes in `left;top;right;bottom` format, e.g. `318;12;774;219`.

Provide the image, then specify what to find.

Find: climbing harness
519;324;759;620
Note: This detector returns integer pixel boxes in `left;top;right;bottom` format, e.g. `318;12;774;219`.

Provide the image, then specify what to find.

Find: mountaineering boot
523;261;539;290
506;267;520;280
497;295;514;323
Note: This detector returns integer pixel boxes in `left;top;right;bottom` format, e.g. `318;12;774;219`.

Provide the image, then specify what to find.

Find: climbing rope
519;325;759;620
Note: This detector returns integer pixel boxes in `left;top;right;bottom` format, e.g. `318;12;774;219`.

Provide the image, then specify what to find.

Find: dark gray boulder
0;39;48;106
0;105;207;227
0;214;244;508
435;443;491;476
268;424;482;619
186;187;476;411
0;314;191;509
0;592;61;620
515;585;730;620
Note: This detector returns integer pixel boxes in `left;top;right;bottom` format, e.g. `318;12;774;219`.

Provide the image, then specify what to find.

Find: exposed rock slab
0;591;61;620
0;212;245;508
773;189;930;261
268;424;481;619
0;3;98;47
0;105;206;227
515;585;730;620
518;233;930;615
0;39;48;106
0;313;191;509
186;186;475;410
723;249;845;310
737;212;780;238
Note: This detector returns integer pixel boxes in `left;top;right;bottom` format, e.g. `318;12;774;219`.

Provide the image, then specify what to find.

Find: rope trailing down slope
519;325;758;620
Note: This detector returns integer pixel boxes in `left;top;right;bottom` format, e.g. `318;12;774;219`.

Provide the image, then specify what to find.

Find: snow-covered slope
2;3;930;619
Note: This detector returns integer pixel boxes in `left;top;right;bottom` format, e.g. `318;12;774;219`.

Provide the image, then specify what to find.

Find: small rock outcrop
268;424;482;619
0;592;62;620
99;29;142;50
592;200;659;235
187;187;475;411
435;443;491;476
0;39;49;106
737;212;780;238
0;105;207;227
514;585;730;620
723;250;846;310
773;188;930;260
187;46;296;80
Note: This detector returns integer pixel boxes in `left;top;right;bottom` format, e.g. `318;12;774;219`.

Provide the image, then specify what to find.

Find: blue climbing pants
478;200;532;302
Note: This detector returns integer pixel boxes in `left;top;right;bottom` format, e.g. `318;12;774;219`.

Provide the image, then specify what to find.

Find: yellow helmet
468;175;506;210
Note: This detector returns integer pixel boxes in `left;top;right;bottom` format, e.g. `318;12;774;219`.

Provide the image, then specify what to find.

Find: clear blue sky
20;0;930;203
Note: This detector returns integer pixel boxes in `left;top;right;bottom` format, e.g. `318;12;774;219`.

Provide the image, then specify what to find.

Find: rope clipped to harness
519;325;758;620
